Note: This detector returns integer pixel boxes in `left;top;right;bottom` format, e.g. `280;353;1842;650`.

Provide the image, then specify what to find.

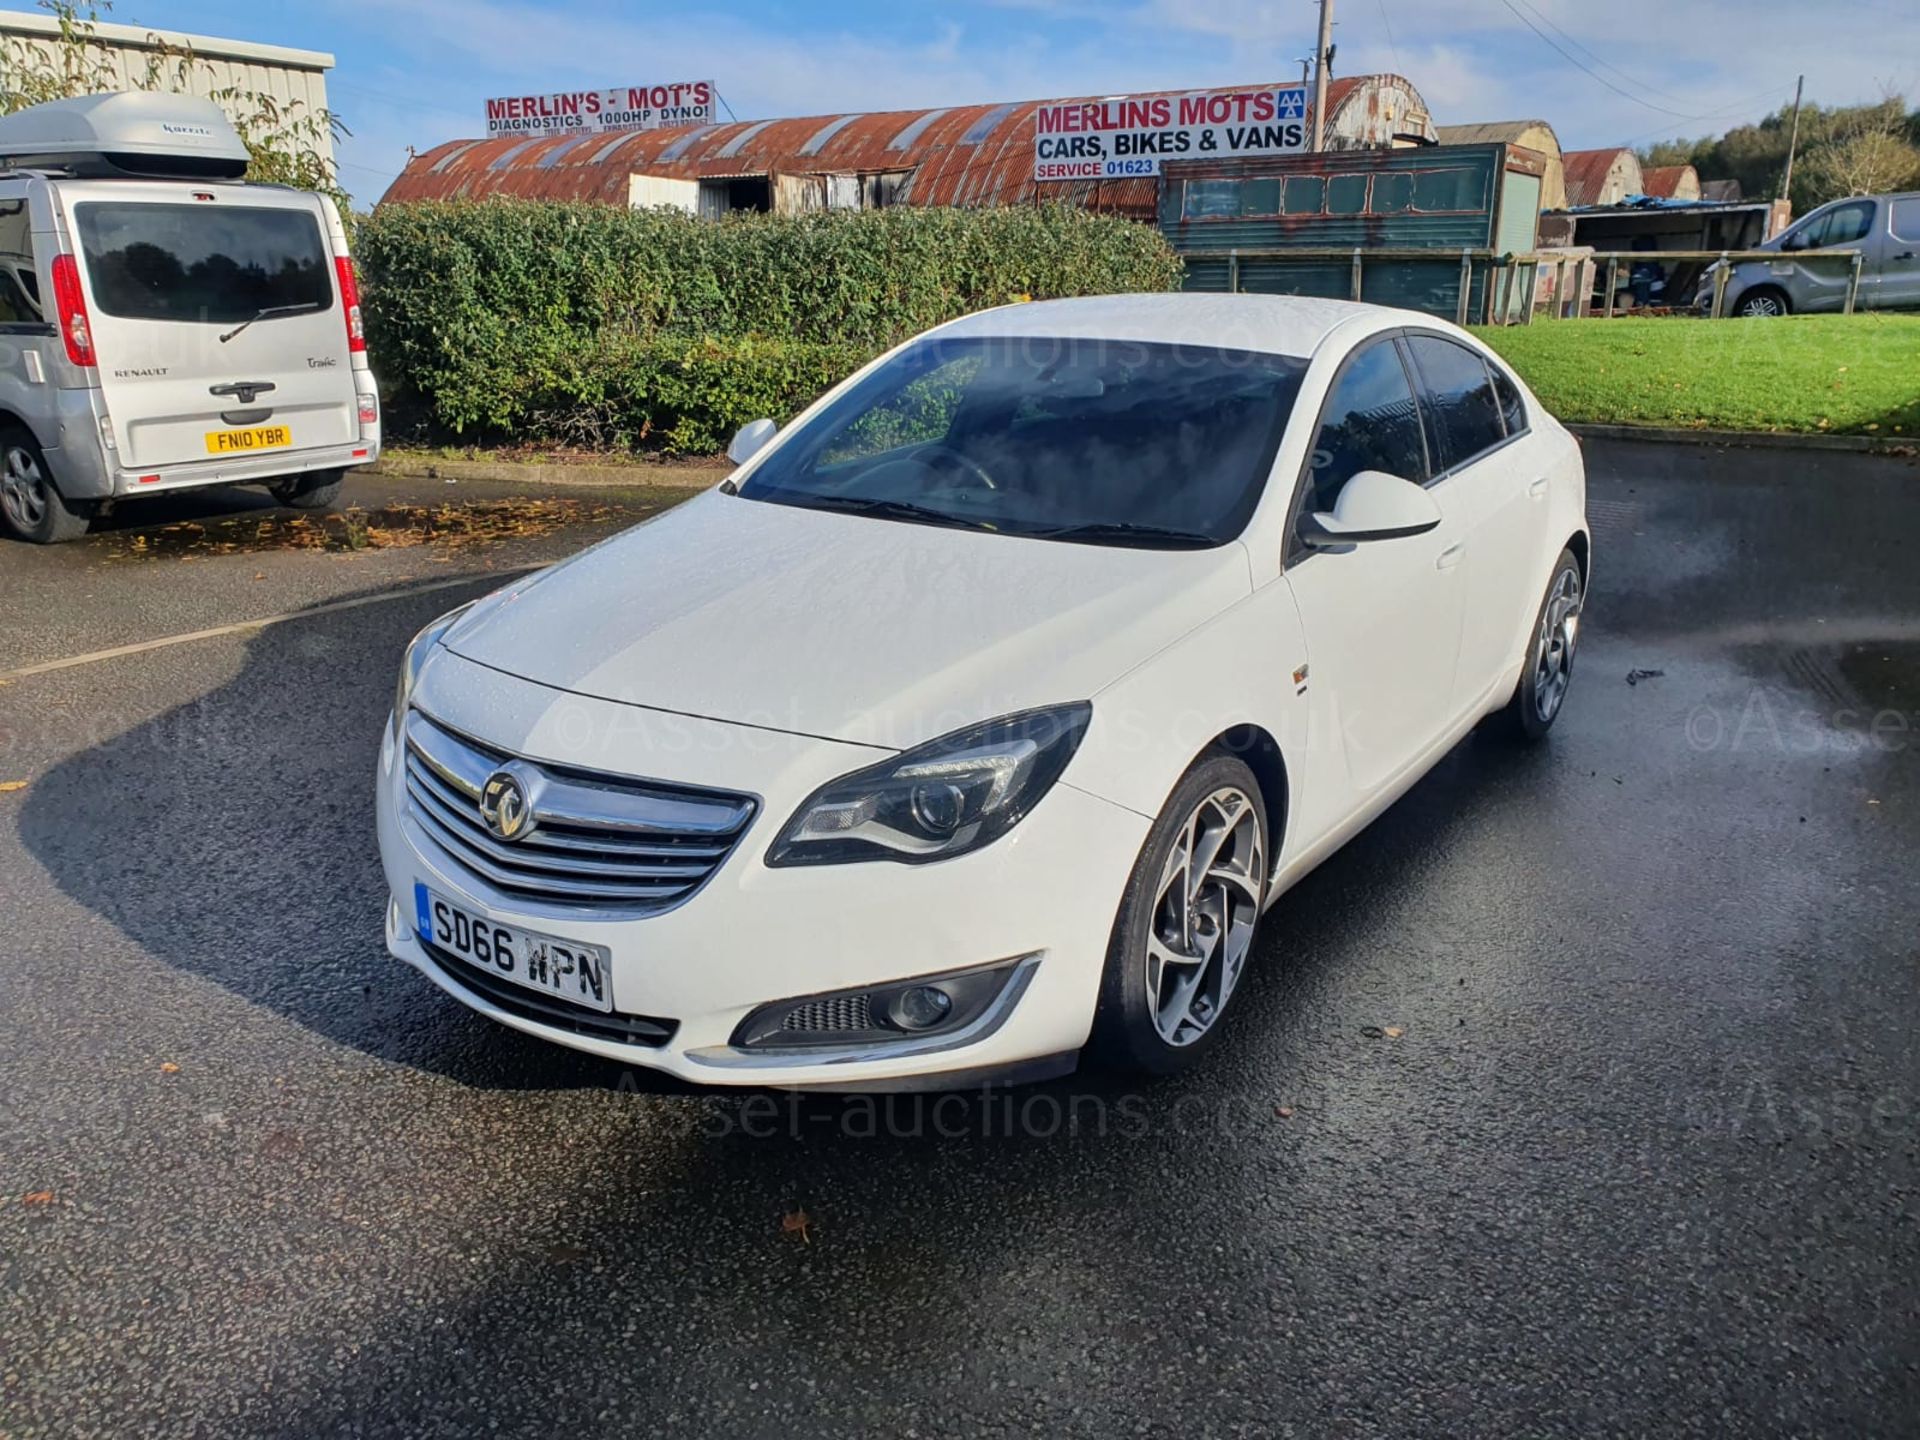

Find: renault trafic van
0;92;380;543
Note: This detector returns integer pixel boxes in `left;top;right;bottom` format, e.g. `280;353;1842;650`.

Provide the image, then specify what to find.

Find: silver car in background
1699;190;1920;316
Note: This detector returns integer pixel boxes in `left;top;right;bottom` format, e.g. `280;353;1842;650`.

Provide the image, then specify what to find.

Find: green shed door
1496;172;1542;253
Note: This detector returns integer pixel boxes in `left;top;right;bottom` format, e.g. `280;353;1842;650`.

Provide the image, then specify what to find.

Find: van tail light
357;394;379;427
335;255;365;353
50;254;95;367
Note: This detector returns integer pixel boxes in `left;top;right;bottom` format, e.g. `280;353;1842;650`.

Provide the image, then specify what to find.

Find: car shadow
11;571;1579;1433
15;567;1546;1100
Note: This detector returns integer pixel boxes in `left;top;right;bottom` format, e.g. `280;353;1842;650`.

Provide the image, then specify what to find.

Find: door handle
1435;542;1466;571
1896;251;1916;262
1527;476;1549;499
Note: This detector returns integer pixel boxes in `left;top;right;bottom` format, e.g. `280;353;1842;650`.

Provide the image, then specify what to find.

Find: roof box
0;93;250;180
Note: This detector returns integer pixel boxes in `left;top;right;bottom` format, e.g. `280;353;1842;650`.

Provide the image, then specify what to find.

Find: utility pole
1779;74;1804;204
1310;0;1334;152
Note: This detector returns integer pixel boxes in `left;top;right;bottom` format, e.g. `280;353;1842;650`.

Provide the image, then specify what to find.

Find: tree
1796;104;1920;200
0;1;348;221
1639;93;1919;211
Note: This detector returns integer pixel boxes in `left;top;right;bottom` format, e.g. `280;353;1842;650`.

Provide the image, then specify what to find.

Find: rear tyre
1489;548;1584;744
269;470;345;510
1089;753;1268;1076
1734;286;1790;318
0;428;91;544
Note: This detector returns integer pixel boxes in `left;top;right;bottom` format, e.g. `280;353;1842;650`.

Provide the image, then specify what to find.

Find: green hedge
357;200;1184;450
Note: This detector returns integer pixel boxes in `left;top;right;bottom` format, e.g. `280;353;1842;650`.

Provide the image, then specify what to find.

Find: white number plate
415;884;613;1012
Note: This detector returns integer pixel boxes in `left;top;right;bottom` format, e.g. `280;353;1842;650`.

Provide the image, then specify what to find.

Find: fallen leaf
21;1190;54;1206
1382;1026;1406;1039
0;781;26;793
1273;1106;1295;1120
159;1061;179;1074
781;1208;812;1244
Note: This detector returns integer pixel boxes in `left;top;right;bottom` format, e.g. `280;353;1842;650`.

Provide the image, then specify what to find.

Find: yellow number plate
205;424;292;455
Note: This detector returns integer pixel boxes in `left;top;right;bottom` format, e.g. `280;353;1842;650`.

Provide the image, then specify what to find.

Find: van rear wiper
218;301;323;344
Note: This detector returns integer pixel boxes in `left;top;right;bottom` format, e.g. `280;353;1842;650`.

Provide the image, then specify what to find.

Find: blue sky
129;0;1920;207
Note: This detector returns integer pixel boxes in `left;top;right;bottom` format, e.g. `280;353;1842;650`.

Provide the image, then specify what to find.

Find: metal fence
1200;246;1867;323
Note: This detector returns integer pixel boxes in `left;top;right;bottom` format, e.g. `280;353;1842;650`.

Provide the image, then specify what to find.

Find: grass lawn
1471;313;1920;437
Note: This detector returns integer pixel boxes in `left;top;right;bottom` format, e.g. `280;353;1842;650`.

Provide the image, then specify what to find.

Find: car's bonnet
442;488;1252;750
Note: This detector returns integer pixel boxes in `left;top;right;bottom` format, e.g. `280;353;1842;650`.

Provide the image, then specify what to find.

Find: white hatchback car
376;294;1588;1089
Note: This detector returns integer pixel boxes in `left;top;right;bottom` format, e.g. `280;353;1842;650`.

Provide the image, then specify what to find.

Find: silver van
1699;190;1920;317
0;93;380;543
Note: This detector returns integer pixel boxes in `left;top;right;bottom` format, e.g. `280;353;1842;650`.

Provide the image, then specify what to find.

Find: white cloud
328;0;1920;204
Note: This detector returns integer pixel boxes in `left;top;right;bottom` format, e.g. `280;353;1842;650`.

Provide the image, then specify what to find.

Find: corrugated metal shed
1560;148;1644;208
1157;142;1547;322
378;74;1434;218
0;6;336;160
1436;119;1563;209
1639;164;1701;200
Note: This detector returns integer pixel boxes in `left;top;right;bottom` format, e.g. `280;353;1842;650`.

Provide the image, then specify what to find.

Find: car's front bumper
375;651;1150;1090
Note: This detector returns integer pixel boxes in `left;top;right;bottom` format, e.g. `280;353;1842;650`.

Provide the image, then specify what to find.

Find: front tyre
269;469;345;510
1734;286;1790;318
0;428;91;544
1090;754;1268;1076
1490;548;1584;743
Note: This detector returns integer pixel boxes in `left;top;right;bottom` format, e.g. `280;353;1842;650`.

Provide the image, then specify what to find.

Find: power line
1373;0;1400;76
1505;0;1688;105
1495;0;1794;123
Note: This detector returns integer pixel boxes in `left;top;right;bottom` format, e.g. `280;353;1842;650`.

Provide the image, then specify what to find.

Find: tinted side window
1489;363;1527;435
1823;201;1874;246
1303;340;1428;514
1889;197;1920;242
1406;335;1505;472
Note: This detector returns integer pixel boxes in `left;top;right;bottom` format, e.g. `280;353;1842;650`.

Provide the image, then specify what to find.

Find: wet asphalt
0;440;1916;1438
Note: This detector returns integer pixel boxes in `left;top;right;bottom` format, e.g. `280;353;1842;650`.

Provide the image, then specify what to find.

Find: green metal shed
1157;142;1548;323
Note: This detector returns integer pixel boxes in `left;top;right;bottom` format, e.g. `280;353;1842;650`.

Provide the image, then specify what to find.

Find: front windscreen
737;335;1309;548
73;202;332;325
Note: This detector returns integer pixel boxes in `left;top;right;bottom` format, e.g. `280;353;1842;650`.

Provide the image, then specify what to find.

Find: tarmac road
1;442;1916;1438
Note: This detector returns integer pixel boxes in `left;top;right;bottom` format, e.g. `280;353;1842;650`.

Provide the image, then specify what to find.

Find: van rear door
57;181;355;470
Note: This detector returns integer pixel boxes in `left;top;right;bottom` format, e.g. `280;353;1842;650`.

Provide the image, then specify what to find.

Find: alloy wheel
1146;786;1264;1046
1;445;48;532
1533;567;1583;724
1740;295;1785;317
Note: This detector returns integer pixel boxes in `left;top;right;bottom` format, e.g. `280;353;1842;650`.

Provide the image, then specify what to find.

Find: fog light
730;955;1039;1051
888;985;953;1031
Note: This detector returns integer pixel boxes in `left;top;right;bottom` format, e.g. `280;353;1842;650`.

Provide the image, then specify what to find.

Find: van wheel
1734;287;1790;318
269;470;345;510
0;429;91;544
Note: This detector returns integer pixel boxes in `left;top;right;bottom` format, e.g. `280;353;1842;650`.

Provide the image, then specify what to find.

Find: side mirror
1301;470;1442;548
727;417;778;467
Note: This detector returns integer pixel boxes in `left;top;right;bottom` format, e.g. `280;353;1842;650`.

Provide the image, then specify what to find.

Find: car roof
935;292;1404;359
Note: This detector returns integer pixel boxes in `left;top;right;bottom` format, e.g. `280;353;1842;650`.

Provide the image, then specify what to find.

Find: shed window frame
1173;163;1493;223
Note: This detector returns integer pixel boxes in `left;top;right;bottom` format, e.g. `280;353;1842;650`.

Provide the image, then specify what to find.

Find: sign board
1033;86;1308;181
485;81;716;139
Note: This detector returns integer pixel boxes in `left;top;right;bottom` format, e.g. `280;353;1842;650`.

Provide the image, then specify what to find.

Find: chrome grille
402;710;756;913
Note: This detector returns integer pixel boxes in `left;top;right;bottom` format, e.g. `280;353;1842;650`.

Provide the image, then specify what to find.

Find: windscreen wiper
1022;520;1218;549
778;493;1001;533
218;301;323;344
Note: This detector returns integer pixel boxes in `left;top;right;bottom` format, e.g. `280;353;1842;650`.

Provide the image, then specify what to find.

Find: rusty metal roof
379;75;1410;219
1639;164;1700;199
1560;148;1644;207
1434;119;1560;158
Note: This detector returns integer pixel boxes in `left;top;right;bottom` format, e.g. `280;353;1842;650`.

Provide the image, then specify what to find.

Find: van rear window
73;202;331;325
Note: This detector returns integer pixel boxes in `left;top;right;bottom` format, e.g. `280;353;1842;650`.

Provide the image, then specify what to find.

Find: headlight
766;703;1092;867
391;603;474;739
